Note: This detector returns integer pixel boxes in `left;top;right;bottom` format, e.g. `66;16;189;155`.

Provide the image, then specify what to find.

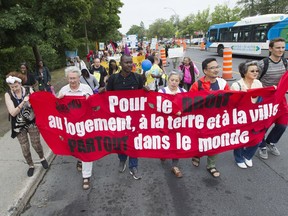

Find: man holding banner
104;54;145;180
257;38;288;159
190;58;230;178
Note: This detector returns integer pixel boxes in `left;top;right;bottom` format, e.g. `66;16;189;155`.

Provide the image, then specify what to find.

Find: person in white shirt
158;71;186;178
58;66;93;190
230;61;263;169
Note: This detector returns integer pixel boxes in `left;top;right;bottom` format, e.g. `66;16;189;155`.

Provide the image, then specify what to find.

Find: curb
6;150;56;216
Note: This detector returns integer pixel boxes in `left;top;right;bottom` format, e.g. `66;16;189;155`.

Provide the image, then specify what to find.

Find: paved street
2;48;288;216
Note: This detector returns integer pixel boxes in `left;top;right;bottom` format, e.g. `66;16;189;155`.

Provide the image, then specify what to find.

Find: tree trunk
32;45;41;64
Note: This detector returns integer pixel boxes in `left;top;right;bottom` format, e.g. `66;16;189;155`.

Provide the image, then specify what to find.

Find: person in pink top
179;57;200;91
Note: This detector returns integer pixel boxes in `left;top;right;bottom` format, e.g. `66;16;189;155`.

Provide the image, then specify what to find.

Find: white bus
206;14;288;57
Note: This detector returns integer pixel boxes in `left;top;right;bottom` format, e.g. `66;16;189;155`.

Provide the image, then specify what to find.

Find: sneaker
266;143;280;156
76;161;82;172
236;162;247;169
27;167;35;177
41;159;49;169
82;178;90;190
244;158;253;167
129;167;142;180
171;166;183;178
259;148;268;159
118;161;126;173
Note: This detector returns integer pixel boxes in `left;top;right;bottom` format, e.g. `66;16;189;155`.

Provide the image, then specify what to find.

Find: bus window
219;28;232;42
238;26;251;42
208;29;218;42
260;32;266;41
232;31;238;42
252;23;271;42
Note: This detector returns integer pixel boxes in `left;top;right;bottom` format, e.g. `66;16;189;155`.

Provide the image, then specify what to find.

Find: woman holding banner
5;72;48;177
158;71;186;178
231;61;263;169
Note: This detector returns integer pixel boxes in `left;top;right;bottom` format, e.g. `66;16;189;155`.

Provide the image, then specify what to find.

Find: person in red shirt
190;58;229;178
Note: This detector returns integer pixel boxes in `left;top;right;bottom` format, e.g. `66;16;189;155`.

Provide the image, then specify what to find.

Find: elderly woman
58;66;94;190
231;61;263;169
4;72;48;177
158;71;186;178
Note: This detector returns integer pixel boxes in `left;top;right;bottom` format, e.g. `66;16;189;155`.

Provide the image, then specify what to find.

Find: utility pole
84;21;89;53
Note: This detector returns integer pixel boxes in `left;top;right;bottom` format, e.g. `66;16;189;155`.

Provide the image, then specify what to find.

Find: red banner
30;73;288;162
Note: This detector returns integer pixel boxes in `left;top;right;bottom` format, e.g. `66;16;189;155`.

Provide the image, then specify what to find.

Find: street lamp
164;7;179;38
163;7;178;16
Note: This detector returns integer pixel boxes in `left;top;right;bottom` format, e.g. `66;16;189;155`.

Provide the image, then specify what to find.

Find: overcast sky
118;0;238;34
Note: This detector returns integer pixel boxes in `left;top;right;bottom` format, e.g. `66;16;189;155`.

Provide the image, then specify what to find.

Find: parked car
191;37;206;45
191;38;201;45
185;39;191;44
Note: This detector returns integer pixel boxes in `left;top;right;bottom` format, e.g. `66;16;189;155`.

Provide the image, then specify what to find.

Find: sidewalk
0;129;55;216
0;69;66;216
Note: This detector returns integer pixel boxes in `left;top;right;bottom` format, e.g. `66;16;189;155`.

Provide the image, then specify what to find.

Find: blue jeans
118;154;138;169
259;124;286;148
234;143;259;163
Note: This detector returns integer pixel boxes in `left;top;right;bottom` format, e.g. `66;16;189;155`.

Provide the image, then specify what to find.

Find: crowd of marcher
4;37;287;190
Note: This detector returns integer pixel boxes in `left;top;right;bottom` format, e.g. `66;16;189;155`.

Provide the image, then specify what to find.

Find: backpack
259;56;288;80
197;80;203;91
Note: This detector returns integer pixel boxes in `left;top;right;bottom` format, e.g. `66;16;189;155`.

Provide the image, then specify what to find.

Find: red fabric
190;76;230;91
110;40;116;52
86;50;93;62
30;73;288;162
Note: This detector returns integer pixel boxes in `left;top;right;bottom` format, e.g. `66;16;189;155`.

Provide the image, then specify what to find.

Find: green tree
0;0;92;61
178;14;196;38
147;19;175;39
237;0;288;17
0;0;123;92
211;4;242;24
192;8;211;34
80;0;123;43
126;22;146;40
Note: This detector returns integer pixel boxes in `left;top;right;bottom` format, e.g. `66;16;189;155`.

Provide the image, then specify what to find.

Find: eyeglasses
207;66;221;70
248;70;259;73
